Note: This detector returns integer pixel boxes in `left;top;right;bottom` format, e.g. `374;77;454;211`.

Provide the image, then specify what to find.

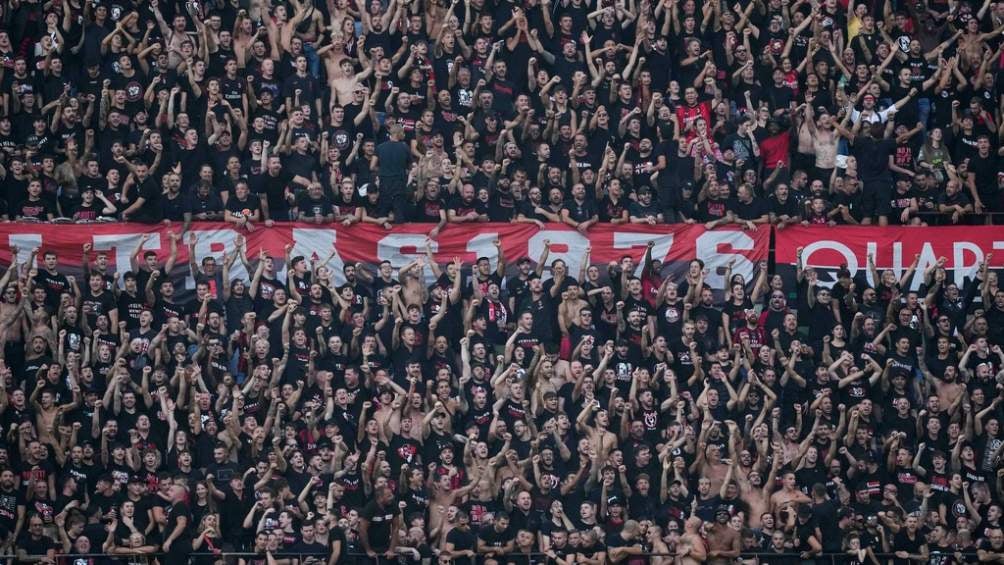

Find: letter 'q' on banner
774;225;1004;291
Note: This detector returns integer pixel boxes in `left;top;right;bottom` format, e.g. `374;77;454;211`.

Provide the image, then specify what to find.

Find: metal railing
34;549;987;563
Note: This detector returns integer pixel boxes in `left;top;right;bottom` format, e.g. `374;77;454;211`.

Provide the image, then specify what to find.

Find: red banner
774;225;1004;290
0;222;770;295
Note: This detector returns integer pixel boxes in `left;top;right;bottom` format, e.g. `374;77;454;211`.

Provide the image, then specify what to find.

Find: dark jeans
379;175;411;223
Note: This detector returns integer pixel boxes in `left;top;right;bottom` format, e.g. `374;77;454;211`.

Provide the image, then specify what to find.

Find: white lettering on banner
8;233;42;268
185;229;247;289
799;241;857;287
952;242;984;288
0;224;771;303
612;233;675;277
292;228;344;285
378;234;435;283
466;233;501;272
864;242;943;291
527;231;590;279
864;242;906;288
908;244;940;291
796;237;1001;290
696;231;757;289
92;233;154;287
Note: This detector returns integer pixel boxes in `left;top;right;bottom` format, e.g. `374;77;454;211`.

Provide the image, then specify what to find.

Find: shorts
813;167;834;184
861;178;893;218
791;152;815;174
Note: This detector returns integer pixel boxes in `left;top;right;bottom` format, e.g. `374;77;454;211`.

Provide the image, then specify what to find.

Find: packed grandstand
1;0;1004;563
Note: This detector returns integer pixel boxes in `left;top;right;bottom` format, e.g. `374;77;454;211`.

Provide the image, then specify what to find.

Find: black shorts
861;178;893;217
813;167;834;184
791;152;815;174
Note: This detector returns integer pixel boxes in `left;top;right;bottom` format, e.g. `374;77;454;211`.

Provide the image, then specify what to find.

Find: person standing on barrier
373;124;411;225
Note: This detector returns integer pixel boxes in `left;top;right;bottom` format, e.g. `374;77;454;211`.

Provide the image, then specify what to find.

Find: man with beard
359;486;400;561
706;506;741;564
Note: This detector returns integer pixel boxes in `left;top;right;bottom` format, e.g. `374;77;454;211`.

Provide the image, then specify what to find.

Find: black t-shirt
290;538;328;559
561;198;597;223
133;178;163;222
891;530;926;565
697;196;729;222
448;195;488;219
18;532;56;557
360;500;397;551
0;486;24;531
81;288;117;328
363;195;394;220
226;194;263;219
605;530;640;552
812;499;842;551
769;193;802;219
375;140;409;179
445;526;477;552
282;72;320;104
328;526;347;565
255;171;293;218
628;200;660;221
15;197;53;221
166;500;193;543
414;195;446;222
735;196;769;221
478;524;515;550
33;269;69;308
968;152;1000;199
296;192;333;219
161;192;188;222
853;137;896;182
187;191;224;217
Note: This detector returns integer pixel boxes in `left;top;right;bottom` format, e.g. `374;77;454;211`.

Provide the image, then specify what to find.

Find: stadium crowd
2;0;1004;562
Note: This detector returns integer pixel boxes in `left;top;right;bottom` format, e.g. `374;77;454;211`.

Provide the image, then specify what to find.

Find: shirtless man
328;58;374;107
398;258;428;307
151;0;198;69
464;433;508;504
691;419;734;492
770;471;811;522
493;448;524;489
427;472;475;538
737;444;782;529
677;516;708;565
804;94;839;180
706;506;742;565
30;372;80;443
557;283;589;337
575;404;618;461
0;251;23;349
317;31;350;73
929;368;965;412
289;0;324;47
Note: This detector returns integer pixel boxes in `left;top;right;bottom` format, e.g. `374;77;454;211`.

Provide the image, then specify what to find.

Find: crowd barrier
33;550;988;563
